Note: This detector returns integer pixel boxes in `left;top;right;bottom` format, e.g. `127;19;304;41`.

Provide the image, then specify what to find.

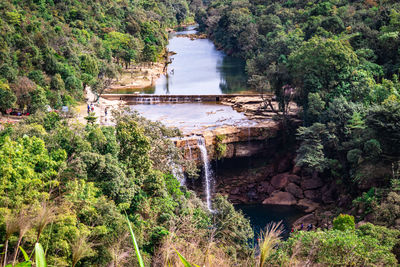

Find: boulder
247;189;258;201
321;184;337;204
257;181;274;194
276;155;293;173
262;164;275;177
304;190;322;202
229;195;248;204
292;165;301;175
338;194;352;207
286;183;304;199
262;191;297;205
293;213;318;229
225;143;235;158
270;173;289;189
230;187;240;195
301;178;324;190
297;199;319;213
288;174;301;185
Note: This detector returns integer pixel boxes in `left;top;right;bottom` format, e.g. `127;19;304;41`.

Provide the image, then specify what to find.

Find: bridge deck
101;93;273;103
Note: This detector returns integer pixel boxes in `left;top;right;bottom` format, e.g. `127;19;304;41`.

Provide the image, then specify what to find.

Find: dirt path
77;86;125;126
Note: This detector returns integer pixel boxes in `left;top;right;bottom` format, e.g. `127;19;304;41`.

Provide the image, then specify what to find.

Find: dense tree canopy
0;0;192;113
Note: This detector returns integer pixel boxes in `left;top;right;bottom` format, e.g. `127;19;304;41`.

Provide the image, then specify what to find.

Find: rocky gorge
171;97;345;229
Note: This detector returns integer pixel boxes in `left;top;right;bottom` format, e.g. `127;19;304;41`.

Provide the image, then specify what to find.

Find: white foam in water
197;137;214;212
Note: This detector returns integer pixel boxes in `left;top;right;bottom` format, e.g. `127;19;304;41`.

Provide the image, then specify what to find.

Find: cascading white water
197;137;214;212
186;142;193;160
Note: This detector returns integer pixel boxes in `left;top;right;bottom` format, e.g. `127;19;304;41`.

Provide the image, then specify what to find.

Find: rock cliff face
174;120;282;162
212;153;338;209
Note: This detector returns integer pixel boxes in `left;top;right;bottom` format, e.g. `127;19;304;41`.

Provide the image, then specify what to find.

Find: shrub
333;214;355;231
0;79;16;112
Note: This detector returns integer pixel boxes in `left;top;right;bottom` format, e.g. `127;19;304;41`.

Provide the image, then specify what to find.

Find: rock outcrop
286;183;304;199
174;120;281;162
262;191;297;205
270;173;289;189
297;199;319;212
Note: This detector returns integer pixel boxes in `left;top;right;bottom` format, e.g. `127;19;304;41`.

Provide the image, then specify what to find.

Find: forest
0;0;400;266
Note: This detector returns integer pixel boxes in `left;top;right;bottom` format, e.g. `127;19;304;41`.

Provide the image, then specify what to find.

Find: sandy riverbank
106;61;166;93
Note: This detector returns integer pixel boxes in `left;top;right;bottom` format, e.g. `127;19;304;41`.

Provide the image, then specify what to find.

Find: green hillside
0;0;190;112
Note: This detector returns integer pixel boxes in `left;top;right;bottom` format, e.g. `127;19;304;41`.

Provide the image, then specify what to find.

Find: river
130;26;303;236
151;25;250;95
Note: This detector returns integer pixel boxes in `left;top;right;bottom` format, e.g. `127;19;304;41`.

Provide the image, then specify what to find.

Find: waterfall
197;137;214;212
186;142;193;160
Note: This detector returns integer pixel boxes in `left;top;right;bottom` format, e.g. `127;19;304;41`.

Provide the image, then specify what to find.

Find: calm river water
151;25;250;95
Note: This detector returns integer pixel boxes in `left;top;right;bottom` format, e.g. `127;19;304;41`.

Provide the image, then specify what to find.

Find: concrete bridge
101;93;274;103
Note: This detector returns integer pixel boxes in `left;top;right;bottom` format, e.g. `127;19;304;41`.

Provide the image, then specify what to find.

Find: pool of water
130;103;256;134
235;204;305;241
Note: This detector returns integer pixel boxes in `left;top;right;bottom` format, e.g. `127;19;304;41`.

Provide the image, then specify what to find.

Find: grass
258;221;283;267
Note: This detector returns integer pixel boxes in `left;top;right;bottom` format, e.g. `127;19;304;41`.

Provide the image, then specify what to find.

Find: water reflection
150;27;251;95
218;56;248;94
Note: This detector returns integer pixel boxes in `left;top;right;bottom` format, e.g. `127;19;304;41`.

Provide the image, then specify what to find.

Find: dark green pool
235;204;305;241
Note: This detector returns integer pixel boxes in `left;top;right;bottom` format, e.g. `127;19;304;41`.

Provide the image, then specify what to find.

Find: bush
29;87;48;113
333;214;355;231
65;75;83;94
0;79;16;112
43;111;61;131
272;228;398;266
28;70;46;87
50;73;65;91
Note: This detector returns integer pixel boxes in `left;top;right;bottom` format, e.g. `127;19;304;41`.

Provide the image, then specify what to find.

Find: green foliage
29;87;48;113
116;116;152;177
0;79;16;112
215;135;227;160
306;92;325;123
353;188;379;216
35;243;47;267
84;112;97;125
0;135;66;208
333;214;355;231
1;0;190;113
289;37;359;104
371;191;400;229
272;226;398;266
212;195;254;260
127;216;145;267
50;74;64;91
296;123;328;172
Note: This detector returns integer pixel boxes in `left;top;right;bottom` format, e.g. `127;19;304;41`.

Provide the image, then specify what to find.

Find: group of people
87;103;94;114
87;103;109;119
